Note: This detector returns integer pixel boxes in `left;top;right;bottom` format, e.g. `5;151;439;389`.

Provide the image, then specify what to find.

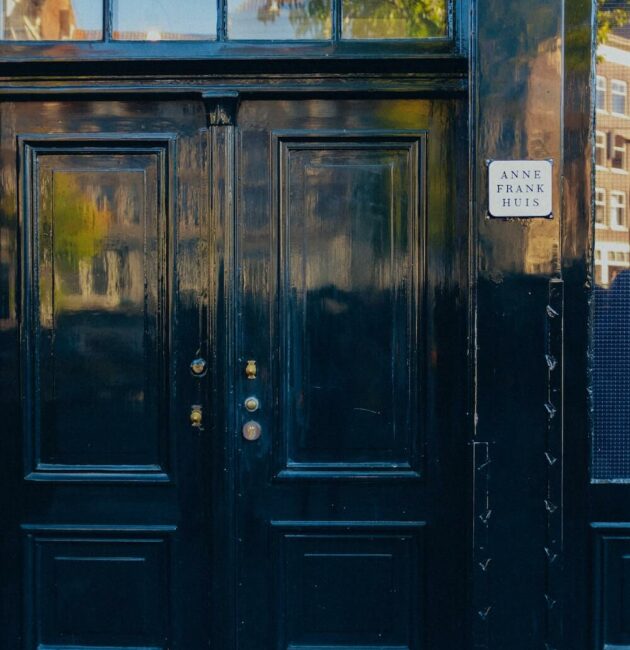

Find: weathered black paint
0;1;597;649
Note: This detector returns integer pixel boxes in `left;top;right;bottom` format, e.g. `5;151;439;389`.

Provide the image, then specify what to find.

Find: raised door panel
273;132;424;480
20;137;174;481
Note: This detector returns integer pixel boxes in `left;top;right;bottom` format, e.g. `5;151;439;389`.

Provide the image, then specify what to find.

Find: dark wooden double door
0;92;468;650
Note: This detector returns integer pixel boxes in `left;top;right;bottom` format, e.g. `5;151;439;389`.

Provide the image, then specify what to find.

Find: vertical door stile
203;90;239;650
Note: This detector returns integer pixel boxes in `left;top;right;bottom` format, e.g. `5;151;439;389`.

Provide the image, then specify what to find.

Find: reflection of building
2;0;80;40
595;30;630;287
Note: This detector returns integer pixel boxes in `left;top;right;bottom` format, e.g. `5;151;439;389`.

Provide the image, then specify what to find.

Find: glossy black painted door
0;99;213;649
234;98;469;650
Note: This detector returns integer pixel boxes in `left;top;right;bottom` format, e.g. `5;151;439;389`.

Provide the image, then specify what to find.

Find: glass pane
228;0;331;40
1;0;102;41
113;0;216;40
592;5;630;480
342;0;447;39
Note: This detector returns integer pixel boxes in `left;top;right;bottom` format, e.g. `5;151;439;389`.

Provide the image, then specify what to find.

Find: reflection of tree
341;0;446;38
282;0;445;38
598;0;630;45
52;174;112;268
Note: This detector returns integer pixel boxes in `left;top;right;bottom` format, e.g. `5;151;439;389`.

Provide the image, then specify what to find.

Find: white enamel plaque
488;159;553;218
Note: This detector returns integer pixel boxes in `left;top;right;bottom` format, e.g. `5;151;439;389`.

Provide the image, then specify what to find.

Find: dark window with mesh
593;3;630;480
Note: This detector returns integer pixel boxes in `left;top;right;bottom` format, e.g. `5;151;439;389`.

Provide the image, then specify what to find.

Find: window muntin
609;190;627;229
612;79;627;115
597;75;607;111
612;134;627;170
596;131;607;167
0;0;102;41
596;187;607;226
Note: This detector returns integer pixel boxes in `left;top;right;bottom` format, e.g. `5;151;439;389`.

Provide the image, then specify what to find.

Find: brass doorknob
190;406;203;427
245;360;257;380
190;357;207;376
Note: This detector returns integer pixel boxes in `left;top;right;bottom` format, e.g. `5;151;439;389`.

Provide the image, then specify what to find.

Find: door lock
244;396;260;412
242;420;262;441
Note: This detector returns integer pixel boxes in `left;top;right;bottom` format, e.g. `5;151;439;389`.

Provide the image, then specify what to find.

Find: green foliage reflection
598;0;630;45
284;0;446;39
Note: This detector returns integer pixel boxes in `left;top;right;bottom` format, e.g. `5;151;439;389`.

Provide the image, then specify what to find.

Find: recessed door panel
22;142;171;480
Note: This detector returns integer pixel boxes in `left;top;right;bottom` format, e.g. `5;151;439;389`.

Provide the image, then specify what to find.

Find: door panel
235;98;468;650
22;142;171;479
274;134;422;479
0;99;212;649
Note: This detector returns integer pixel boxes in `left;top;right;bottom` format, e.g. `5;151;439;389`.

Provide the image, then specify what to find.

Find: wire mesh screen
592;1;630;479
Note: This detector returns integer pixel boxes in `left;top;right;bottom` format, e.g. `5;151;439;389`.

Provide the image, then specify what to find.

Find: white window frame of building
597;75;607;111
612;79;627;115
595;131;607;167
595;187;606;227
612;134;627;171
609;190;628;230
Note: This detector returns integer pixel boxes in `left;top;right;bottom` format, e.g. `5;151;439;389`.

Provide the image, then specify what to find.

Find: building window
596;188;607;226
610;191;627;229
612;79;627;115
597;75;607;111
612;135;627;170
596;131;607;167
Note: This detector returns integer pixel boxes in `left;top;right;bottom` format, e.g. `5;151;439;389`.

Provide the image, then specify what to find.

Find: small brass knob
242;420;262;441
245;359;257;380
190;406;203;427
190;357;207;376
244;396;260;412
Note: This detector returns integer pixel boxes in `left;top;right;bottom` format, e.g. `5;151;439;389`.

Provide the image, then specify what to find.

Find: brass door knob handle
190;406;203;427
245;359;257;380
190;357;207;376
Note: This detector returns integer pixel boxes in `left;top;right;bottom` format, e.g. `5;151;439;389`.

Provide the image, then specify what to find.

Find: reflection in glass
228;0;331;39
592;11;630;479
342;0;447;39
113;0;216;41
1;0;102;41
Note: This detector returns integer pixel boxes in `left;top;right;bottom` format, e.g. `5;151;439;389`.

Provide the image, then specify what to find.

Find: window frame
611;78;627;116
612;134;627;171
595;187;607;227
0;0;461;61
595;130;607;167
597;75;607;111
609;190;628;230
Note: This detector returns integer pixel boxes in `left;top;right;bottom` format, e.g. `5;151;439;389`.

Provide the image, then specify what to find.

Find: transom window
612;79;627;115
0;0;449;41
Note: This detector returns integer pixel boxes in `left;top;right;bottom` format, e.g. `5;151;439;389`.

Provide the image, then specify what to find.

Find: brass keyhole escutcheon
190;406;203;427
190;357;207;377
245;359;257;380
242;420;262;441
